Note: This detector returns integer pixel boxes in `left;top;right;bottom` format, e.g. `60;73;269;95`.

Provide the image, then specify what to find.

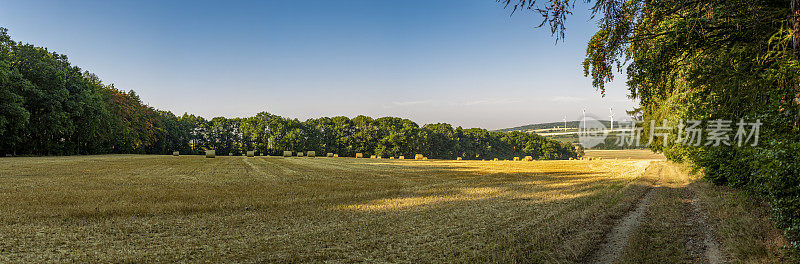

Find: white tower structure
609;107;615;131
582;107;587;133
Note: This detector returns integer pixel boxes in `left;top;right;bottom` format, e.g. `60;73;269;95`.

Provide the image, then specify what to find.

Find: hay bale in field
283;151;292;157
356;153;363;158
524;156;533;161
390;157;395;159
297;152;304;157
327;153;334;157
569;157;574;160
493;158;499;161
172;151;179;156
370;155;376;159
414;154;424;160
423;157;428;160
205;150;216;158
247;151;255;157
456;157;462;160
307;151;316;157
513;157;520;161
399;156;404;159
333;154;339;158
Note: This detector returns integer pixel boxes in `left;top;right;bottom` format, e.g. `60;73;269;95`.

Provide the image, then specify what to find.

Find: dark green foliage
0;28;576;160
557;0;800;255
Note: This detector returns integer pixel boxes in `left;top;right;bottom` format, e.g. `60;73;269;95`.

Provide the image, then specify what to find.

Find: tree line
0;28;577;160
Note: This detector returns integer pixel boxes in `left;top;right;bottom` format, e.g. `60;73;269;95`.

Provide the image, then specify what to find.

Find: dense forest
0;28;576;160
503;0;800;256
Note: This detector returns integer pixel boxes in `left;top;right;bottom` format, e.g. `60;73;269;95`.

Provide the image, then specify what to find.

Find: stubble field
1;152;664;262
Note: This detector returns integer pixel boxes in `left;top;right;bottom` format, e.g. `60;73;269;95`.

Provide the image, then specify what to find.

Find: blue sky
0;0;636;129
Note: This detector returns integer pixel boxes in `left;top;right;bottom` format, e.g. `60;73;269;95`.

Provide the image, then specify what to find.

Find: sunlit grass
0;155;659;262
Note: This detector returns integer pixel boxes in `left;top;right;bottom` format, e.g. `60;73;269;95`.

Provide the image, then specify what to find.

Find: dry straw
205;150;216;158
307;151;316;157
283;151;292;157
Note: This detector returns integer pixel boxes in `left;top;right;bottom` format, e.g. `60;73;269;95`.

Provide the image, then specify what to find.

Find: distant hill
496;120;615;133
497;120;645;150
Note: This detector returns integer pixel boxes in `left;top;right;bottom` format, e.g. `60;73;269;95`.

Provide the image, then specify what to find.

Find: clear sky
0;0;636;130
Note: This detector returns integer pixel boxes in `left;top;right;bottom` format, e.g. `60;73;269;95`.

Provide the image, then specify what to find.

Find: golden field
0;152;666;263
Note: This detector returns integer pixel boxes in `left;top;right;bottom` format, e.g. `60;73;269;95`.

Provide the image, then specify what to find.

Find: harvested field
0;155;659;262
584;149;665;160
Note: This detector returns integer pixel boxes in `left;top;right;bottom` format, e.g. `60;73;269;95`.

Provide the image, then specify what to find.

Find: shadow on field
0;155;652;263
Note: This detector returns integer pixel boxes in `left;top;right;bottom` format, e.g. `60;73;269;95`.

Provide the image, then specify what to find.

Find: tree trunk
794;0;800;128
794;0;800;55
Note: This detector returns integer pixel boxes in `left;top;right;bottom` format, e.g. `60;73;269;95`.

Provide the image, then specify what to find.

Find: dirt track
588;162;726;264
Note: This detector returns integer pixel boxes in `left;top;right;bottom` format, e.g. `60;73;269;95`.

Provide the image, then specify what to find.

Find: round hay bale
524;156;533;161
326;153;334;157
422;157;428;160
356;153;363;158
370;155;376;159
493;158;499;161
307;151;316;157
390;157;395;159
205;150;216;158
172;151;180;156
333;154;339;158
297;152;304;157
283;151;292;157
414;154;424;160
513;157;520;161
399;156;405;160
456;157;462;160
247;151;255;157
